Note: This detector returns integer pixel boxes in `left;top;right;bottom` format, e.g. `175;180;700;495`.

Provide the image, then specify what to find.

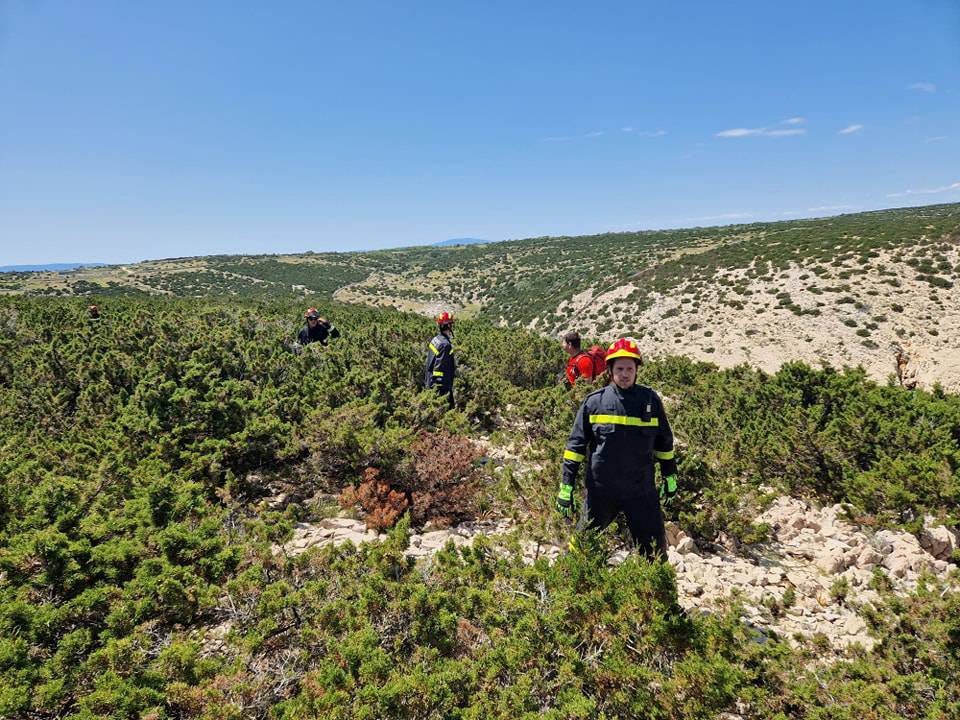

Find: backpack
581;345;607;378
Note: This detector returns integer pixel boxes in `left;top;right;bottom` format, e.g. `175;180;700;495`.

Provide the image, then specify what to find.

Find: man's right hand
556;483;575;518
659;474;678;502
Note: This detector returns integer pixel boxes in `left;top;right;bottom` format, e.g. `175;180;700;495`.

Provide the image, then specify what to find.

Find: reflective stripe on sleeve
432;370;445;377
429;343;439;355
654;449;675;460
563;449;585;462
589;414;659;427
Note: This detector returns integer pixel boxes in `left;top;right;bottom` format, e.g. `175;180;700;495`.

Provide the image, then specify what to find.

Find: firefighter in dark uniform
424;311;456;407
556;337;678;557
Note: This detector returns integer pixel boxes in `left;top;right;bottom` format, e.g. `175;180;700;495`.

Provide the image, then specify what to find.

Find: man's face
611;358;637;389
307;317;319;326
563;341;576;356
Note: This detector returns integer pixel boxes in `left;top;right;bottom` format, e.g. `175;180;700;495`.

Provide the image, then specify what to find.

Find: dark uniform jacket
562;383;676;495
297;321;340;346
424;333;455;392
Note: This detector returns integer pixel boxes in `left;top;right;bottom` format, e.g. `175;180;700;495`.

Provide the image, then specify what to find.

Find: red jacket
566;352;597;385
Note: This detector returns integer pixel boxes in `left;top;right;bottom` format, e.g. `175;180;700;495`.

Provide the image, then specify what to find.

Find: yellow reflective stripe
563;449;585;462
589;414;658;427
432;370;445;377
654;449;674;460
429;343;439;355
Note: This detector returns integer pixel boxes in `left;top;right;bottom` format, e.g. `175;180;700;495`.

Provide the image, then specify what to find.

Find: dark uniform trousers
578;474;667;556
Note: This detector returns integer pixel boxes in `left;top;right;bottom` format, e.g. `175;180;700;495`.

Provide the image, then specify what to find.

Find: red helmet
304;307;320;319
436;311;455;326
605;337;642;363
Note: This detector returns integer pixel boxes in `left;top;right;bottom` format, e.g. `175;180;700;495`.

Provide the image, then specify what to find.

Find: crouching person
298;307;341;346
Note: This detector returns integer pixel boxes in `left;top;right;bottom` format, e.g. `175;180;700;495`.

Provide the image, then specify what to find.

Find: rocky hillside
277;495;960;655
3;202;958;389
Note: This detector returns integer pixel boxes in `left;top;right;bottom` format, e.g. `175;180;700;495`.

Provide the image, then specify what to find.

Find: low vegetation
0;296;958;717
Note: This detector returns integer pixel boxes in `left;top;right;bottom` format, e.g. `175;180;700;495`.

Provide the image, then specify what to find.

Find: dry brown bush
339;467;410;531
407;431;482;527
338;433;484;530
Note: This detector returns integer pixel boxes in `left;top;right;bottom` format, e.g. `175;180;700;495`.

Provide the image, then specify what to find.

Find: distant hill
0;262;106;272
432;237;490;247
3;203;958;389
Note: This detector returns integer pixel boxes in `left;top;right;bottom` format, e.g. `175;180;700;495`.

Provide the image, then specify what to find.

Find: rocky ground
564;242;960;393
277;495;959;654
334;239;960;392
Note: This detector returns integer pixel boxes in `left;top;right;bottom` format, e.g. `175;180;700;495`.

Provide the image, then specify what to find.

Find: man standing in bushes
297;307;340;346
556;337;678;557
424;311;456;407
562;331;604;385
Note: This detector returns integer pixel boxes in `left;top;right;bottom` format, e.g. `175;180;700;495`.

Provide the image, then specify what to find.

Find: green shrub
3;247;960;716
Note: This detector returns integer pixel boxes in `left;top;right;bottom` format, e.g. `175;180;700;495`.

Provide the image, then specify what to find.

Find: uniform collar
609;382;638;399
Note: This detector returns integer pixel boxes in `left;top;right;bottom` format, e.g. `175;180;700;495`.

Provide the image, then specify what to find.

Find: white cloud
927;136;947;142
586;131;604;137
716;127;764;137
887;181;960;198
782;117;806;125
716;126;806;138
765;128;807;137
909;82;937;93
621;127;634;132
838;124;863;135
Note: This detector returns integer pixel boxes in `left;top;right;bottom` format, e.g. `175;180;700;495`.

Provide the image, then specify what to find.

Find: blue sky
1;0;958;264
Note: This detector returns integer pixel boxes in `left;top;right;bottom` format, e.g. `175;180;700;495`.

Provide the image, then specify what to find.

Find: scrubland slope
1;297;958;718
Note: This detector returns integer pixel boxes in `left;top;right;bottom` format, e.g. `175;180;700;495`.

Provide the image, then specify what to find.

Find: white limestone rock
920;523;957;561
676;537;698;555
